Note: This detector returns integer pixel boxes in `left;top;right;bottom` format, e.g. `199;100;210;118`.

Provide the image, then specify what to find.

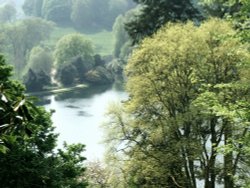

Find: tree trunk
204;118;217;188
224;120;234;188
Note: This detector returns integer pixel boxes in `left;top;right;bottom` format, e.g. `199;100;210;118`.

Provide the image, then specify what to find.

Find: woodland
0;0;249;187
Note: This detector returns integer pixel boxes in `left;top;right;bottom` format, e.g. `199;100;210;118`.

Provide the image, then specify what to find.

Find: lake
41;84;128;161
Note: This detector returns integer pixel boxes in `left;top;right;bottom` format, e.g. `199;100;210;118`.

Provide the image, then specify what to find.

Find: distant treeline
22;0;135;32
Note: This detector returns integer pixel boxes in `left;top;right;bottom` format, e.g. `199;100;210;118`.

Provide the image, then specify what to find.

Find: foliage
0;18;54;79
125;0;204;43
42;0;72;26
70;0;135;32
200;0;242;18
56;62;78;86
23;69;51;92
85;66;113;85
103;19;250;187
24;46;53;76
85;160;110;188
54;33;94;66
23;0;44;17
0;54;88;187
0;3;16;23
200;0;250;41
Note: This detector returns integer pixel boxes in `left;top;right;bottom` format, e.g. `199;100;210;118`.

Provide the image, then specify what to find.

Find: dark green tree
42;0;72;26
0;54;88;187
23;69;51;92
125;0;203;43
56;63;77;86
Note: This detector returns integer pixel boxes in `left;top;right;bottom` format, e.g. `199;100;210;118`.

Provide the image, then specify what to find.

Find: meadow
47;26;114;56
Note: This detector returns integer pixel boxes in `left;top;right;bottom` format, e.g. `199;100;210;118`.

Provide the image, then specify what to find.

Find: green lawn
47;27;114;56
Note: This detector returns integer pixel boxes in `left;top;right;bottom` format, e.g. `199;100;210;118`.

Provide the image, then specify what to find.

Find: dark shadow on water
35;83;125;105
77;110;93;117
65;105;80;109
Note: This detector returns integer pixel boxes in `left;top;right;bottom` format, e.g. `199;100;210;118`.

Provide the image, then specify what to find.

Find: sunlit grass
85;30;114;56
46;27;114;56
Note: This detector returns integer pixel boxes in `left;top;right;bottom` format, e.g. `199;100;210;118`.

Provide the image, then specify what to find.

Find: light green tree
103;19;250;188
54;33;94;66
24;45;53;75
1;18;54;79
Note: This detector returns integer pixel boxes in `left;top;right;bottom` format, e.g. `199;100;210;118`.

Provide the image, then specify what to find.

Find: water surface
42;85;127;160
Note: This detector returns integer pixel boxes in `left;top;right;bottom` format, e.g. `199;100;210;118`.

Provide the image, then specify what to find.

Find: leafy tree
42;0;72;26
56;63;77;86
70;0;93;32
0;3;16;23
24;46;53;76
125;0;204;43
0;54;88;187
54;33;94;66
23;0;44;17
113;14;132;59
70;0;135;32
1;18;54;79
103;19;250;188
23;69;51;92
200;0;242;18
85;160;110;188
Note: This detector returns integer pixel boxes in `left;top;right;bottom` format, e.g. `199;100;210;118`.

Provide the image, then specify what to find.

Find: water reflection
41;84;128;160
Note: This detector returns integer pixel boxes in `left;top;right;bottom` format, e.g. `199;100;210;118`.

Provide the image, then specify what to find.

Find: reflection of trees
54;85;112;101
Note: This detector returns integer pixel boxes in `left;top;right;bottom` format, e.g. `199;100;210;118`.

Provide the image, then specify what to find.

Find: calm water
41;85;127;161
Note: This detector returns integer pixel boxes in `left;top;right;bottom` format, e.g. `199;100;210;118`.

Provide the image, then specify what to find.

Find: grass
46;26;114;56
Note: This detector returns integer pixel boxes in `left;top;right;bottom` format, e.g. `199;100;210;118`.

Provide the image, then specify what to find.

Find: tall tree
103;19;250;188
1;18;54;79
125;0;203;43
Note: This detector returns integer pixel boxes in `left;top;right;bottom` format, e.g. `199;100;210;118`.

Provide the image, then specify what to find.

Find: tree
125;0;203;44
1;18;54;79
70;0;135;32
103;19;250;187
0;3;16;23
0;54;88;187
85;160;110;188
23;68;51;92
42;0;72;26
22;0;44;17
56;63;77;86
200;0;242;18
70;0;93;32
24;46;53;76
54;33;94;66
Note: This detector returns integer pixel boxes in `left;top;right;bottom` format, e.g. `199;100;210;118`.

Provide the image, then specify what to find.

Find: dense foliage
103;19;250;188
0;18;54;79
22;0;135;31
125;0;204;43
0;55;88;187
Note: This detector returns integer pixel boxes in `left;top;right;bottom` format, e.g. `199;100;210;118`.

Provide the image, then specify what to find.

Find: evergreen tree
125;0;203;43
